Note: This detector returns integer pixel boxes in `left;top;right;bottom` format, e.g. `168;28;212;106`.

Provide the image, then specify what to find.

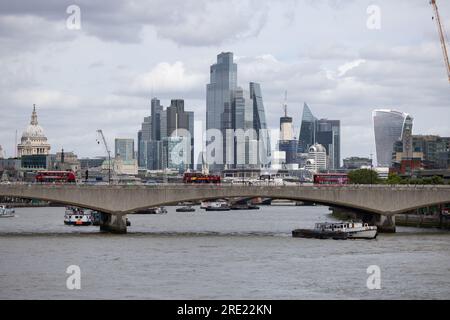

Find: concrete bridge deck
1;183;449;234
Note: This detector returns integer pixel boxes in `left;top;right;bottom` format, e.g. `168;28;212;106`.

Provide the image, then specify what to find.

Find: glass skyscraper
373;109;412;167
206;52;238;169
114;138;134;161
206;52;238;132
298;103;316;153
298;103;341;169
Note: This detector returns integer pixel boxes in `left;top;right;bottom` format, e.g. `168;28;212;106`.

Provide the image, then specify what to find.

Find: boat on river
176;206;196;212
64;207;92;226
292;221;377;240
205;200;230;211
0;205;15;218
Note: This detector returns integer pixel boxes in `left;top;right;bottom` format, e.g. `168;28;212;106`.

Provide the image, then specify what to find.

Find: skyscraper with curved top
373;109;413;167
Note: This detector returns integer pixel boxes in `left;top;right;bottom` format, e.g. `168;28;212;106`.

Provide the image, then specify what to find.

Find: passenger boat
64;207;92;226
176;206;196;212
205;200;230;211
0;205;15;218
292;221;377;240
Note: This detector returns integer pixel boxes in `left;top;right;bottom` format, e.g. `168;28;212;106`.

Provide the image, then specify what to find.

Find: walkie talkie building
373;109;413;167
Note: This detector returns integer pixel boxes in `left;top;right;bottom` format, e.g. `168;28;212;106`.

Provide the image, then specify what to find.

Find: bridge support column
374;214;396;233
99;213;127;234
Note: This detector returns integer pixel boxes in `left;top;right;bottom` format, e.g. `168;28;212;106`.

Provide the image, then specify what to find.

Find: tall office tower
298;103;341;169
298;103;316;153
206;52;238;169
232;87;258;168
165;99;195;170
137;130;143;166
250;82;271;166
315;119;341;169
373;109;412;167
278;93;297;165
114;138;135;161
151;98;163;141
138;115;152;168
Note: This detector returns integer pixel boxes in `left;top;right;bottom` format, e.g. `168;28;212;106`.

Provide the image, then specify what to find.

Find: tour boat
205;200;230;211
64;207;92;226
176;206;196;212
0;205;15;218
292;221;377;240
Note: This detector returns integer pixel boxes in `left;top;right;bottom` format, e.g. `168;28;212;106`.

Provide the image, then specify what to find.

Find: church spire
31;104;38;125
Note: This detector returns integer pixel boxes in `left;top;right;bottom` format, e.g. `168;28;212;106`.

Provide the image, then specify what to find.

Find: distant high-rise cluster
206;52;270;171
138;98;194;171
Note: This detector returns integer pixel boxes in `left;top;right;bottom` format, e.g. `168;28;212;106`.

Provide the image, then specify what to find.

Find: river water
0;206;449;299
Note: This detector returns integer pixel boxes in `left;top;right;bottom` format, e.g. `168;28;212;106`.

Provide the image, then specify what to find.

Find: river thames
0;206;449;299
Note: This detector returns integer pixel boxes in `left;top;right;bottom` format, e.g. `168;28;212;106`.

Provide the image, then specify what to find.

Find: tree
385;173;403;185
348;169;379;184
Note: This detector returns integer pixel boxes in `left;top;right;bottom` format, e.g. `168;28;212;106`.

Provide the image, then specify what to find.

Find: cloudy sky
0;0;449;165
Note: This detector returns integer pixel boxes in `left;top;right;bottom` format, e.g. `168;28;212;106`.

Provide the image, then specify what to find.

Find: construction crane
96;129;112;184
430;0;450;83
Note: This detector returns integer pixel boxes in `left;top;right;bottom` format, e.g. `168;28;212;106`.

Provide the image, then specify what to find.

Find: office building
114;138;135;161
373;109;412;167
298;103;341;169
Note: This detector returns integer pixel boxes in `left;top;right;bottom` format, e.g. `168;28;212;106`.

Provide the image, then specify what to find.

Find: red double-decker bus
35;171;76;183
183;172;221;184
313;173;348;185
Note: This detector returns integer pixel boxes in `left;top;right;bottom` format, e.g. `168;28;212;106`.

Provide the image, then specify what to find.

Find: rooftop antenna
283;90;288;117
14;129;17;158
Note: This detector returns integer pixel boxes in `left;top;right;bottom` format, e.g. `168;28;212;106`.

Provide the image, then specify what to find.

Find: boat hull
0;214;15;218
346;229;377;239
205;207;230;211
292;229;348;240
64;221;92;226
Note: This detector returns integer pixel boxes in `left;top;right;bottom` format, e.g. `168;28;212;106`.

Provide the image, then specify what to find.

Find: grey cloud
0;0;270;46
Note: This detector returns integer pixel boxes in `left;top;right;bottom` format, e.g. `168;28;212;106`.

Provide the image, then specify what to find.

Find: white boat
200;201;210;209
0;205;15;218
205;200;230;211
64;207;92;226
293;221;377;240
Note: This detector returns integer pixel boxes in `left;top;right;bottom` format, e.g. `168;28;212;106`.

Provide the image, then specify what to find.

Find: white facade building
305;144;327;173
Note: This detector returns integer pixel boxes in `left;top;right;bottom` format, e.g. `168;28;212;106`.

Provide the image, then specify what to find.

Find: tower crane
430;0;450;83
96;129;112;184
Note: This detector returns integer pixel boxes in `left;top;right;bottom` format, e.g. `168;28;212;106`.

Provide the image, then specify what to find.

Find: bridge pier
99;212;127;234
374;214;396;233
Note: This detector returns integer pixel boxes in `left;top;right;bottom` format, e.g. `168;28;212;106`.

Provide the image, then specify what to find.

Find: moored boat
0;205;15;218
205;200;230;211
292;221;377;240
176;206;196;212
64;207;92;226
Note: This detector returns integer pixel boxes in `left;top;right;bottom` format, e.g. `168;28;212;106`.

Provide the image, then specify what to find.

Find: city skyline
0;0;449;161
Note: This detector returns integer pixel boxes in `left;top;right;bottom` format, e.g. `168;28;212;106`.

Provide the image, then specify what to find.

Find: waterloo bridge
1;184;449;234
